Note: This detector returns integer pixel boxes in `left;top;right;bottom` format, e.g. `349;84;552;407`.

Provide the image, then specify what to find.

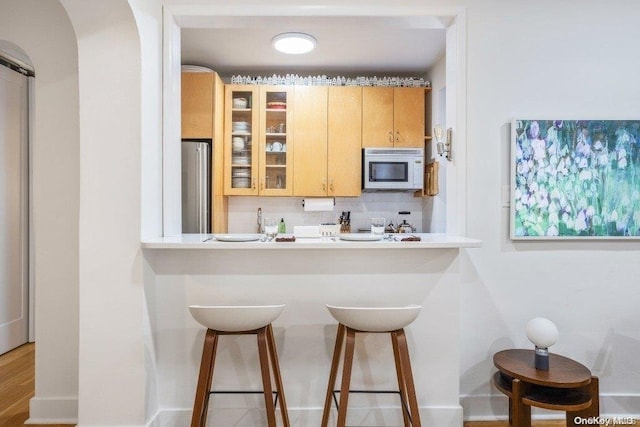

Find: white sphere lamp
526;318;559;370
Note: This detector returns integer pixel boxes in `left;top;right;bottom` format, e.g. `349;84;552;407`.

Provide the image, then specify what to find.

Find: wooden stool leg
395;329;421;427
391;332;411;427
257;327;278;427
567;376;599;427
267;324;290;427
191;329;218;427
337;328;356;427
511;378;531;427
321;323;346;427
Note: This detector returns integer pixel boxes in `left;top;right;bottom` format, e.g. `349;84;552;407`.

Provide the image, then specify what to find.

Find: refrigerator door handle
197;146;204;234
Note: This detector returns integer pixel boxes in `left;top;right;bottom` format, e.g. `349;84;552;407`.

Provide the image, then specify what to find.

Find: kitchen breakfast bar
142;233;480;426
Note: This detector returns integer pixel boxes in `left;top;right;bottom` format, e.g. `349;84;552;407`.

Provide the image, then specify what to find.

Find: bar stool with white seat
188;304;290;427
321;304;422;427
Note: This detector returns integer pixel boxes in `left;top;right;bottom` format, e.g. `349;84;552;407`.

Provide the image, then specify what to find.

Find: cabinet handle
395;131;400;143
329;179;334;192
252;178;256;190
388;131;393;143
261;178;265;190
322;179;326;192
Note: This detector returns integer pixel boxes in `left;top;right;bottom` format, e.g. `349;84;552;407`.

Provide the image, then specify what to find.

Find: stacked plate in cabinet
231;154;251;165
232;167;251;188
232;121;251;133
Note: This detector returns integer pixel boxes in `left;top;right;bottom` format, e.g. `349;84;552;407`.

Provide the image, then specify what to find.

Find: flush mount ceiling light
272;32;317;54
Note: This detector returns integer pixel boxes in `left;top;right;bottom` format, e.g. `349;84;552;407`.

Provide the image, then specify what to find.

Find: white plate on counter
213;234;262;242
338;233;384;242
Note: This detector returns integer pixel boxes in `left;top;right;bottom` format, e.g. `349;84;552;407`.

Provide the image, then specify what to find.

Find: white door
0;63;29;355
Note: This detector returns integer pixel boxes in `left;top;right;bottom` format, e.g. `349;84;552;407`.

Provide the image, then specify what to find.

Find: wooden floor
0;343;567;427
463;423;565;427
0;343;72;427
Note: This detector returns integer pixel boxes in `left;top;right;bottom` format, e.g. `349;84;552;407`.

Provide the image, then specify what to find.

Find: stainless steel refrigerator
181;140;211;233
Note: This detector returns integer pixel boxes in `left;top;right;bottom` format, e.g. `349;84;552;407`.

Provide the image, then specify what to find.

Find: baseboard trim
155;405;463;427
25;396;78;425
461;393;640;421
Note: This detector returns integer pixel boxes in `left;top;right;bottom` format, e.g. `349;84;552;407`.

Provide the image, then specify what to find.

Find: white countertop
141;233;481;250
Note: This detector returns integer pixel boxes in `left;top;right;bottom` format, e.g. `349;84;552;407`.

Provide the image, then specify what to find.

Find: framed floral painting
511;119;640;239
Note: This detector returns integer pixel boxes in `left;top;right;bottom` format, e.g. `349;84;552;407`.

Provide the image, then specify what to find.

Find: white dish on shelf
213;234;262;242
232;98;248;108
338;233;384;242
232;167;251;176
231;179;251;189
232;156;250;165
232;122;250;131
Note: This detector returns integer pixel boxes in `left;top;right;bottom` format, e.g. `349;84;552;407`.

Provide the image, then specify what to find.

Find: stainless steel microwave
362;147;424;191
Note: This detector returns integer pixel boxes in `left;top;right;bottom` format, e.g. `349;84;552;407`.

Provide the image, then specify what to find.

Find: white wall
459;0;640;419
423;54;447;233
129;0;164;423
0;1;80;422
58;0;150;425
4;0;639;424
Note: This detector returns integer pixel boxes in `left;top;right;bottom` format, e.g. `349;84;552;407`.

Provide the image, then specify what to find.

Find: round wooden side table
493;349;599;427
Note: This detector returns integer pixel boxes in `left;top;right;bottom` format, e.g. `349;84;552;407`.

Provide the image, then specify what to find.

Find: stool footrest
210;390;280;409
331;389;412;424
211;390;278;395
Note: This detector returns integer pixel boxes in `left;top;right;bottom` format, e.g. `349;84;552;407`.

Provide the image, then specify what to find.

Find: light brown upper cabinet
327;86;362;197
181;72;214;139
362;87;425;148
293;86;328;196
223;85;294;196
293;86;362;197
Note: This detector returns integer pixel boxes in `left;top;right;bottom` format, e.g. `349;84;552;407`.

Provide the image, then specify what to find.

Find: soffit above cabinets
180;15;447;76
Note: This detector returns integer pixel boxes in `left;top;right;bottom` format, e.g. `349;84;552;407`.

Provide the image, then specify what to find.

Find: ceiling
180;16;447;77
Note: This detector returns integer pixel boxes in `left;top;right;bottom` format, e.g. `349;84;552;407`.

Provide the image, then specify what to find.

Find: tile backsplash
227;193;423;234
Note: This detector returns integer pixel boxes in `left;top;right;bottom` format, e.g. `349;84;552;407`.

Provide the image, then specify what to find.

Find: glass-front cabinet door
258;86;293;195
224;85;259;195
224;85;293;196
